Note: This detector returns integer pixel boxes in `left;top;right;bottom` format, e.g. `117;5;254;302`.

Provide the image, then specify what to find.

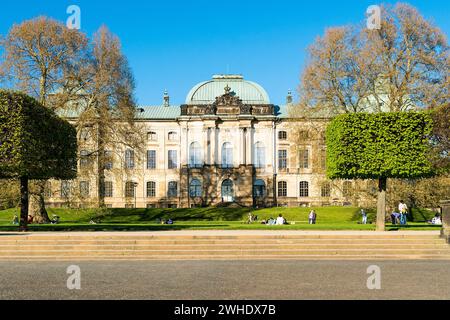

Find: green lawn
0;206;440;231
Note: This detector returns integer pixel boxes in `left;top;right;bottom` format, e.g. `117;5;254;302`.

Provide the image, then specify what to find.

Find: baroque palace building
47;74;363;209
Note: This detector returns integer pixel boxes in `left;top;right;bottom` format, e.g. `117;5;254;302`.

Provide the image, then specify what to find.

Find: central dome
185;75;270;105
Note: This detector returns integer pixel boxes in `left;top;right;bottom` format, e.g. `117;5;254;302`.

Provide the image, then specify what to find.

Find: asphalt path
0;260;449;300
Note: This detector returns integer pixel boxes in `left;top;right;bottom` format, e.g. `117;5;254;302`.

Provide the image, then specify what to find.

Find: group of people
11;214;60;225
390;200;409;225
261;214;288;225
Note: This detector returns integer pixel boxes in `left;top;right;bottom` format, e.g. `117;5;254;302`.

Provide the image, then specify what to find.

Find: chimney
163;90;170;107
286;89;293;105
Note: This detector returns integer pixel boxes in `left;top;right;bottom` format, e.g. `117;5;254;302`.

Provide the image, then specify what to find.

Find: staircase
0;231;449;260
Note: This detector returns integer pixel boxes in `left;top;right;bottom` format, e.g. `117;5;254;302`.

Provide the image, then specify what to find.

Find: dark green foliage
0;90;77;180
326;112;434;180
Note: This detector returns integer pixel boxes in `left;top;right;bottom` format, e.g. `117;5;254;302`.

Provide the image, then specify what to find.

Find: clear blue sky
0;1;449;105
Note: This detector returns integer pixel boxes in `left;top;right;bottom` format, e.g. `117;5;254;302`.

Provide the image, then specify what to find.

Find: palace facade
47;74;364;209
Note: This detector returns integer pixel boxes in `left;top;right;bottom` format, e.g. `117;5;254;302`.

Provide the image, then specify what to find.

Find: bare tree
65;26;144;208
299;3;449;115
0;16;88;222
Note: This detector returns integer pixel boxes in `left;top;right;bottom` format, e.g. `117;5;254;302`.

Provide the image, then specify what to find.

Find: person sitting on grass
267;217;275;225
167;218;173;225
430;214;442;225
12;215;19;225
51;215;60;225
276;214;285;225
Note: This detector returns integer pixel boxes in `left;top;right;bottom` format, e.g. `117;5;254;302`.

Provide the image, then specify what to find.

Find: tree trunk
29;181;50;223
19;176;29;232
97;120;106;208
376;177;387;231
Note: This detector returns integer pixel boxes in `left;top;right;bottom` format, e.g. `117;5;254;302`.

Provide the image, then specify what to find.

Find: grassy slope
0;206;440;231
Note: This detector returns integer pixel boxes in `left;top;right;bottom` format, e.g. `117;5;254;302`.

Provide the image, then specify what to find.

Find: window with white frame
189;142;202;168
147;150;156;169
168;131;178;141
298;149;309;169
125;149;135;169
254;142;265;168
299;181;309;197
147;181;156;198
278;181;287;197
278;150;287;170
222;142;233;168
168;150;177;169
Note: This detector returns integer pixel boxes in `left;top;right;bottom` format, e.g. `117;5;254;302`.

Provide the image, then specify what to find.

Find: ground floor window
253;179;266;198
299;181;309;197
321;182;331;197
168;181;178;197
221;179;234;202
102;181;113;198
189;179;202;197
278;181;287;197
80;181;90;197
125;181;136;198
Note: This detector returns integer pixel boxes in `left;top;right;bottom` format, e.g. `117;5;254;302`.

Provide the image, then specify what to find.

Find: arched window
147;131;157;141
189;179;202;197
147;181;156;198
254;142;266;168
222;142;233;168
168;131;177;141
278;181;287;197
168;181;178;197
299;181;309;197
189;142;202;168
221;179;234;202
253;179;266;198
278;131;287;140
343;181;352;197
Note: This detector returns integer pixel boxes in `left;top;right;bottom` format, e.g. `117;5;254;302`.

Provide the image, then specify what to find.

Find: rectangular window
278;150;287;170
125;181;136;198
80;150;90;168
298;149;309;169
101;181;113;198
278;181;287;197
61;181;71;198
147;150;156;169
80;181;90;197
104;151;113;170
168;150;177;169
321;183;331;197
125;149;135;169
299;181;309;197
147;181;156;198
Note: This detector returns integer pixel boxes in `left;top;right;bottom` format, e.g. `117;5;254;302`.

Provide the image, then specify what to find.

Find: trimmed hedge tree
0;90;77;230
326;112;434;230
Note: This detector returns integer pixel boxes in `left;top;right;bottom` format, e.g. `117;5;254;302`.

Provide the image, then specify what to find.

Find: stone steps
0;233;448;260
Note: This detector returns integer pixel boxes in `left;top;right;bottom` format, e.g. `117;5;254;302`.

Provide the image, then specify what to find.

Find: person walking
309;210;317;225
361;209;368;224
